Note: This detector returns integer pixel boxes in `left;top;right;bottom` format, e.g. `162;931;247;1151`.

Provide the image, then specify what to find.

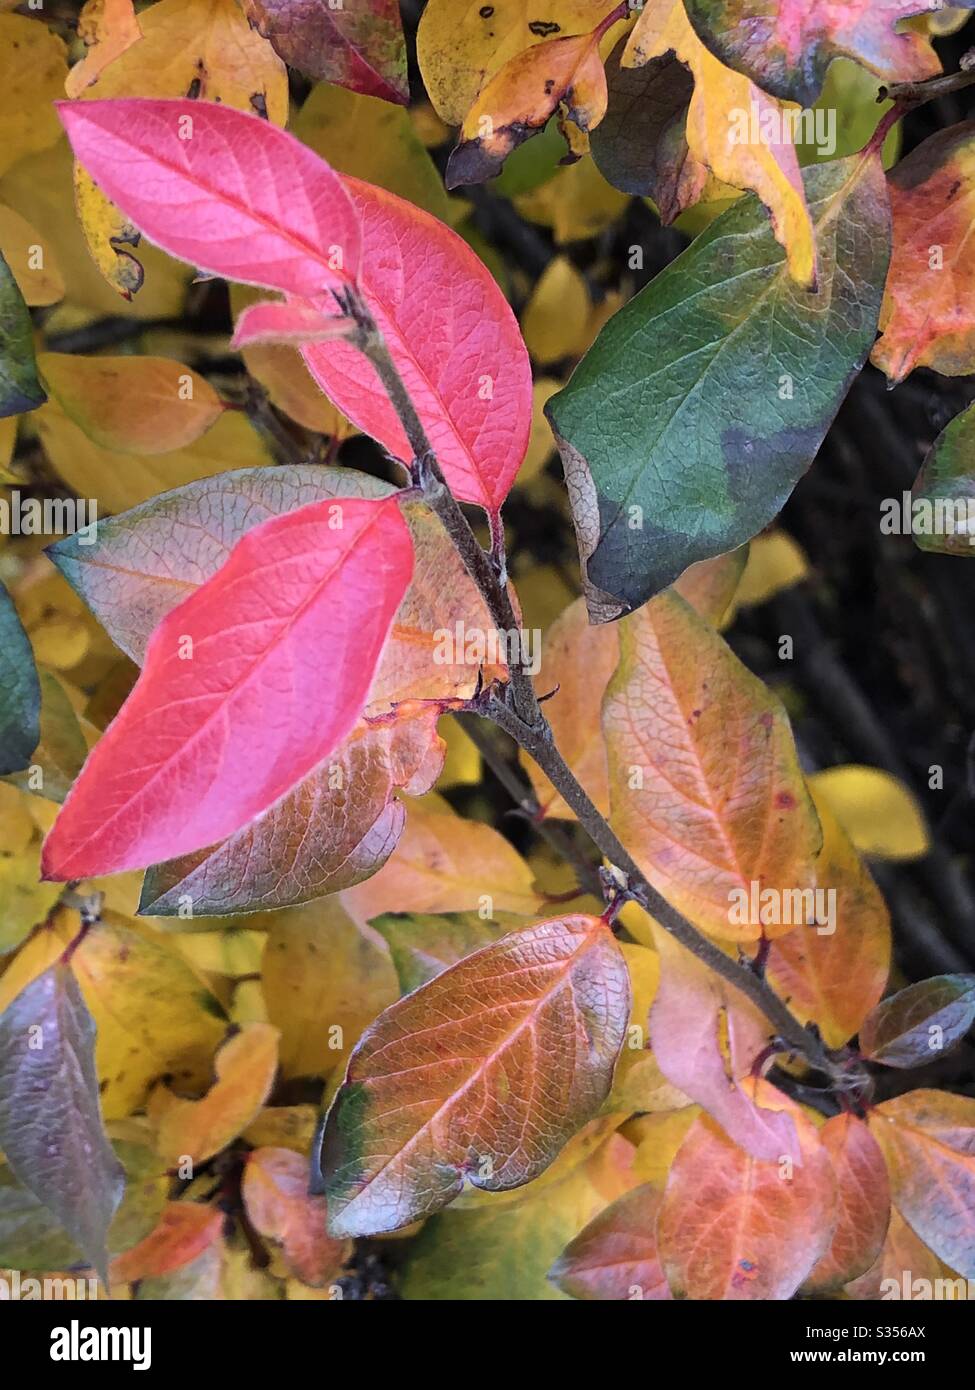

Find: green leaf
0;964;124;1283
371;911;522;993
860;975;975;1069
0;1138;167;1271
0;249;45;418
4;671;87;802
547;153;890;619
0;579;40;775
910;403;975;557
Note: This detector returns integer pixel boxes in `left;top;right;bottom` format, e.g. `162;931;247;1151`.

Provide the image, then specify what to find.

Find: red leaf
42;495;413;880
301;177;532;512
647;924;801;1163
56;97;362;297
231;298;354;348
658;1082;837;1300
60;98;533;513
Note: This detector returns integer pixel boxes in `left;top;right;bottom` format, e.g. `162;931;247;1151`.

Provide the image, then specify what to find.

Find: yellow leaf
436;717;482;788
809;766;930;862
0;14;67;177
0;204;64;306
173;930;266;978
292;82;452;222
343;795;544;920
153;1023;280;1166
27;614;91;672
417;0;613;125
35;398;272;512
242;1105;318;1155
64;0;143;98
624;0;816;286
0;139;188;319
519;377;561;482
85;0;287;122
261;897;399;1082
38;353;224;456
72;163;146;301
732;530;810;609
0;838;62;954
516;154;628;243
521;257;591;365
65;910;228;1118
0;781;32;854
629;1106;699;1186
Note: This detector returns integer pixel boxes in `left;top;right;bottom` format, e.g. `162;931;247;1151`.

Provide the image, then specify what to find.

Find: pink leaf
231;298;354;348
648;924;801;1163
60;97;532;513
56;98;362;297
41;495;413;880
300;178;532;512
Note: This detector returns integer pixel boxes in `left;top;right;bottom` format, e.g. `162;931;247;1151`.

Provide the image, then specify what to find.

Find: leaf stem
340;288;837;1078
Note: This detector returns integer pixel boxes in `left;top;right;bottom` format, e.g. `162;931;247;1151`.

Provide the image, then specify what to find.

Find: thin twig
338;287;840;1079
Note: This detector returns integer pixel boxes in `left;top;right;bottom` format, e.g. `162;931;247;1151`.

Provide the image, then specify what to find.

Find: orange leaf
319;915;630;1236
803;1114;891;1294
658;1081;837;1299
869;1089;975;1278
549;1182;672;1300
153;1024;280;1167
603;590;821;942
765;793;890;1048
873;124;975;384
110;1201;223;1284
243;1147;350;1287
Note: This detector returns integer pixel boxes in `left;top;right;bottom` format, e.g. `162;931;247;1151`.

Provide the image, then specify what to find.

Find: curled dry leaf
446;6;625;186
417;0;613;125
152;1023;280;1167
319;915;630;1237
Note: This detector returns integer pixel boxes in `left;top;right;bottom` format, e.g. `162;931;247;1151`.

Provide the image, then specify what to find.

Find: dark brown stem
340;288;837;1078
879;53;975;106
455;713;605;899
